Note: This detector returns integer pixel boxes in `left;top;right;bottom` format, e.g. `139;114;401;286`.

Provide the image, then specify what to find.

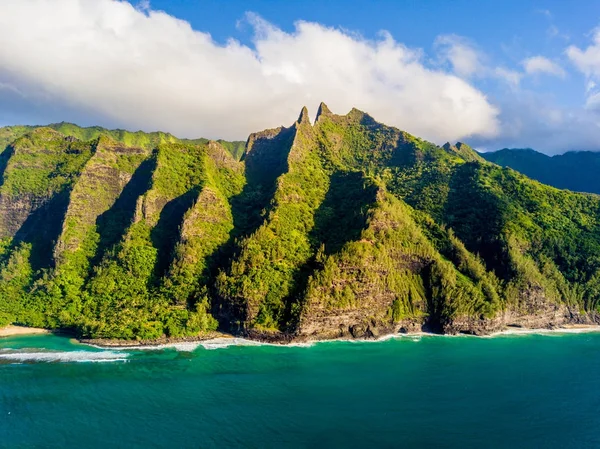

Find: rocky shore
7;301;600;348
82;308;600;348
80;331;228;348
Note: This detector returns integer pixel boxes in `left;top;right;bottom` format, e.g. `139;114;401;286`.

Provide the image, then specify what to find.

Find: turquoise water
2;333;600;448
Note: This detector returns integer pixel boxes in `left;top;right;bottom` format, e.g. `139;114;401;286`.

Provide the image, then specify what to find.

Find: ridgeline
1;105;600;342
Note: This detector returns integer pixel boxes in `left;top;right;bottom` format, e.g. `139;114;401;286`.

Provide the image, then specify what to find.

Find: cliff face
2;109;600;341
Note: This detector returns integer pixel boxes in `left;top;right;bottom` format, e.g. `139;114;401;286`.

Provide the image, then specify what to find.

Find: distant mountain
1;106;600;343
481;148;600;194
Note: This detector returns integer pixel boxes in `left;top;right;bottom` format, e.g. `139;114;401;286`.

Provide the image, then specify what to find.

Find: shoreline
489;324;600;337
4;324;600;350
0;325;51;338
81;323;600;350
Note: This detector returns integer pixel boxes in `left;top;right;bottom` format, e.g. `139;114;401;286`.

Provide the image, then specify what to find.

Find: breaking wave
0;349;129;363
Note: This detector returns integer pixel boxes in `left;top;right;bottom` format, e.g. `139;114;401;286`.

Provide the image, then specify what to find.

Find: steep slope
0;125;36;155
159;142;244;313
0;129;96;325
298;189;495;339
215;105;504;338
80;141;228;339
482;148;600;194
216;108;330;333
31;137;152;328
294;107;501;337
0;129;101;278
0;127;244;337
2;105;600;341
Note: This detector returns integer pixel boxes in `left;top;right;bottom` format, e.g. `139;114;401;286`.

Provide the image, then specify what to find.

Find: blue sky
1;0;600;153
153;0;594;105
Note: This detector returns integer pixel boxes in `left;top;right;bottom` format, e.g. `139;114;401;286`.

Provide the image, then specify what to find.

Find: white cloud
522;56;566;78
565;29;600;114
435;35;523;89
493;67;523;88
136;0;150;12
469;90;600;155
0;0;500;143
434;34;483;78
567;30;600;78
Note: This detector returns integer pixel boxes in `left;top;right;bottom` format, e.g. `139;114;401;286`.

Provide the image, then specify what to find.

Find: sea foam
0;350;129;363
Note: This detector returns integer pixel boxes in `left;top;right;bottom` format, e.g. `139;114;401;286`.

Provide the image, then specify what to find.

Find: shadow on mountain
444;162;513;280
93;157;156;266
151;188;200;279
310;171;378;255
281;171;379;333
210;126;296;329
231;125;296;238
420;262;445;334
13;190;71;271
359;112;380;128
0;145;14;187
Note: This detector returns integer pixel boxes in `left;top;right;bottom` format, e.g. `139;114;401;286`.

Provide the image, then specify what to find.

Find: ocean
1;332;600;448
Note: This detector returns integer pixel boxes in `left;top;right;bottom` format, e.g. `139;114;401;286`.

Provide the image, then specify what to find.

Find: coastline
0;325;51;338
4;323;600;350
80;323;600;350
488;324;600;337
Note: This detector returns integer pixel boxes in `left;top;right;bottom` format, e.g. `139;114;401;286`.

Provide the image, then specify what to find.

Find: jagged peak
346;107;378;126
244;125;287;157
441;141;484;163
315;102;332;122
297;106;310;125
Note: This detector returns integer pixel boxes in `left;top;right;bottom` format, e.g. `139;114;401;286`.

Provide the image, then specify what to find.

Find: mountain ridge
1;105;600;343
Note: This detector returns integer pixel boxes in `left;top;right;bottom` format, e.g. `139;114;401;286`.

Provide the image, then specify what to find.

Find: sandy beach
489;324;600;337
0;325;50;338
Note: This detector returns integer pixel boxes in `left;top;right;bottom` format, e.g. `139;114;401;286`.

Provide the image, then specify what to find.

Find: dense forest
1;105;599;342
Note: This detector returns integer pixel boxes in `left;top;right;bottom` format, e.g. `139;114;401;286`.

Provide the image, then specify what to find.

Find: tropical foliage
1;107;600;340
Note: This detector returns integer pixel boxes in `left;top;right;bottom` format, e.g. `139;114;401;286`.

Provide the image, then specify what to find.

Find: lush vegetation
1;106;600;340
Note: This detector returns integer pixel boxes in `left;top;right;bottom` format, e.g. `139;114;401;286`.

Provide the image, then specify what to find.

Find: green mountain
481;148;600;194
1;106;599;342
0;122;246;160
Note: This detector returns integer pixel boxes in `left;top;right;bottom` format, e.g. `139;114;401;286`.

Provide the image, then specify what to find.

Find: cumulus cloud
434;35;523;88
566;30;600;112
522;56;566;78
470;92;600;154
434;34;483;78
567;31;600;78
0;0;499;143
